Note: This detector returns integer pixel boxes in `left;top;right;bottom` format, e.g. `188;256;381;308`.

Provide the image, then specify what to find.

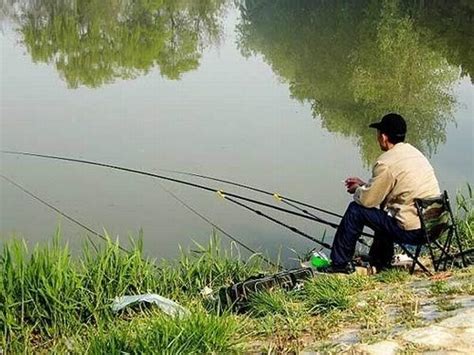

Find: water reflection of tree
10;0;227;88
401;0;474;82
238;0;471;164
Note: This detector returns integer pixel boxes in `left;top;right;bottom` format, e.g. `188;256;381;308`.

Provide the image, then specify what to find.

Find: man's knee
343;201;378;226
345;201;364;216
338;201;365;227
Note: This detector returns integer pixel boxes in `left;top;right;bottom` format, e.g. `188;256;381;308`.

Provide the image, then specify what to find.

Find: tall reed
0;230;266;352
455;183;474;250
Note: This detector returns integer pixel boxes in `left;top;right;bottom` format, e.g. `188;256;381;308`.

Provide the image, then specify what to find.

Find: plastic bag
111;294;189;318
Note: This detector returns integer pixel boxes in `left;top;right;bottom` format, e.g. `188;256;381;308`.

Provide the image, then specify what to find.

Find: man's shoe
319;262;355;274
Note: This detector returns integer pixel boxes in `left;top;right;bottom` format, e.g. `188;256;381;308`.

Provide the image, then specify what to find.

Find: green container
310;254;330;268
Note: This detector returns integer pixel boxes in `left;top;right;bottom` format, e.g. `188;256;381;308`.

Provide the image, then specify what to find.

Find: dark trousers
330;201;424;267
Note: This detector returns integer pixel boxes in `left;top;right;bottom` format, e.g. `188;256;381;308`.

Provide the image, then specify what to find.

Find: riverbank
1;234;473;353
1;186;473;353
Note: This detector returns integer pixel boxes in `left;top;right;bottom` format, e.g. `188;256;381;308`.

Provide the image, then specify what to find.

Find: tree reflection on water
237;0;473;164
5;0;227;88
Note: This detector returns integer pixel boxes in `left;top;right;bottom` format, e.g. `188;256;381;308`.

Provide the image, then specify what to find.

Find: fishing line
156;182;283;269
0;174;129;253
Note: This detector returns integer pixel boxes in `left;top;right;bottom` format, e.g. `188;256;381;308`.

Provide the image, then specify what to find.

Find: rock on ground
401;308;474;353
354;340;400;355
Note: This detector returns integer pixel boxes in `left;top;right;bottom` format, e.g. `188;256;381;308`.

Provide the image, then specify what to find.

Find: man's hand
344;177;366;194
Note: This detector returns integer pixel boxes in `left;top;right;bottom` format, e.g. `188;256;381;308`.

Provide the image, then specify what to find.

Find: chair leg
428;243;438;271
446;191;467;267
442;234;453;270
401;245;431;275
432;237;451;271
453;225;467;268
433;234;453;271
397;244;432;275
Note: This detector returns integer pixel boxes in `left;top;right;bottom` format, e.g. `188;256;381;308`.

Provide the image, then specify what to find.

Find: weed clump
375;268;410;283
87;308;245;353
429;280;457;296
1;194;472;354
248;289;303;318
455;184;474;251
303;275;359;314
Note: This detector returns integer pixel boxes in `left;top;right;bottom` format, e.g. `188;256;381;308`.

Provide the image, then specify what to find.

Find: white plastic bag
111;294;189;318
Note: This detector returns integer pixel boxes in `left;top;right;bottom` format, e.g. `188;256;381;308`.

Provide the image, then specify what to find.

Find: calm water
1;0;473;263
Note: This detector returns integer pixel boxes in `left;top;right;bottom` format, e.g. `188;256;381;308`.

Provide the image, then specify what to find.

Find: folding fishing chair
397;191;466;275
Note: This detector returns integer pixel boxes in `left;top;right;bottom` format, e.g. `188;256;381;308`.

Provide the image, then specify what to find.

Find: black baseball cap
369;113;407;137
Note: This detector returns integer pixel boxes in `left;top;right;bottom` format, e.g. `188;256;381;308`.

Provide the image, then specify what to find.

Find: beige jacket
354;143;440;230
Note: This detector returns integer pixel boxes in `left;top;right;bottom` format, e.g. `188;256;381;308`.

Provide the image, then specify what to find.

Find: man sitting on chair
327;113;441;273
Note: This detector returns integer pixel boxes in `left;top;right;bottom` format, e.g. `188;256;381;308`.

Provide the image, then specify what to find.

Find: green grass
156;236;268;299
302;274;373;314
435;298;461;312
455;184;474;251
375;268;411;283
248;289;304;318
429;280;458;296
0;231;267;353
86;308;245;354
1;230;160;344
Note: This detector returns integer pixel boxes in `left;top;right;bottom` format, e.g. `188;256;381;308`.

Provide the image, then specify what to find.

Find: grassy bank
1;232;269;353
1;186;473;353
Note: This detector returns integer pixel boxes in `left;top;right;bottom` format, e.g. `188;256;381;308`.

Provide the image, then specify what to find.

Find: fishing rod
157;171;376;242
137;163;377;244
1;150;334;250
278;196;371;248
165;169;344;219
159;166;374;242
222;192;332;249
1;151;328;224
166;169;344;229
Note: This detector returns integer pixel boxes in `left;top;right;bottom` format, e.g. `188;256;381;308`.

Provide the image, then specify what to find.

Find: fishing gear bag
218;267;315;312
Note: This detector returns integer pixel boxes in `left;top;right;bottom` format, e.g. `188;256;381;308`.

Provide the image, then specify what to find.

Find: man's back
355;143;440;230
